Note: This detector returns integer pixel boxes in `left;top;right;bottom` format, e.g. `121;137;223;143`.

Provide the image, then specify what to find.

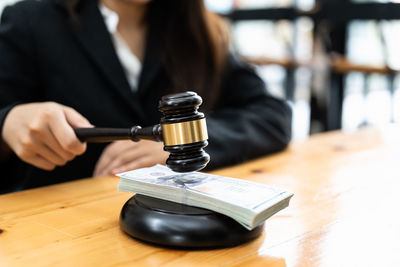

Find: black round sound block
119;194;264;249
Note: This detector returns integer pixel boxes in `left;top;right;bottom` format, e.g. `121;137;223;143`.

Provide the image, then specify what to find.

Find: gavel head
158;91;210;173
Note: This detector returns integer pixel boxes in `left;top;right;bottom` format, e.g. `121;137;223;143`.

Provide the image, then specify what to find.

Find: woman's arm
0;4;91;170
205;54;292;169
0;4;35;163
0;4;40;144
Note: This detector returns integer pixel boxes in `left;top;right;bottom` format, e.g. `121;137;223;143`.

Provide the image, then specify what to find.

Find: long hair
64;0;229;112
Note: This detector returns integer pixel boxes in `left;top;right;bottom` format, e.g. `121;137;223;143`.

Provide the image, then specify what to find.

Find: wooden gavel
74;91;210;172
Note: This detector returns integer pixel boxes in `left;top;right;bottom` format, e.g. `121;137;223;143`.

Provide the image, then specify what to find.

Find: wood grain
1;126;400;267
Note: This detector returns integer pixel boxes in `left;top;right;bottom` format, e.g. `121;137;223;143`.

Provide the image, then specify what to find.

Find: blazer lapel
64;0;146;121
137;15;162;95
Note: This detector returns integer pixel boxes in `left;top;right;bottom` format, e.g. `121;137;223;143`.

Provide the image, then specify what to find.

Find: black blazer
0;0;292;193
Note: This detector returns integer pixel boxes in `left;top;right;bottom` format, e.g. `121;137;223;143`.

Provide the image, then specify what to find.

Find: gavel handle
74;128;131;142
74;125;163;143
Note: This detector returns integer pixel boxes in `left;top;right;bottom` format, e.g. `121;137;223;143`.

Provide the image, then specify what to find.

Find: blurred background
2;0;400;141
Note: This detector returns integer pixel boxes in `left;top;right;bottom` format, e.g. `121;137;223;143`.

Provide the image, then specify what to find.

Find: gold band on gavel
161;118;208;146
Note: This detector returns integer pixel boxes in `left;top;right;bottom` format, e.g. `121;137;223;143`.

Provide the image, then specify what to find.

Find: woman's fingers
93;141;140;177
33;142;69;166
30;154;57;171
62;105;93;128
47;104;88;155
42;126;76;161
15;140;59;171
97;146;143;176
111;156;153;175
93;140;169;177
28;124;75;162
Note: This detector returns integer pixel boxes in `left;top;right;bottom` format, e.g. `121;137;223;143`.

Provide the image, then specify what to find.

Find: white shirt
99;3;142;92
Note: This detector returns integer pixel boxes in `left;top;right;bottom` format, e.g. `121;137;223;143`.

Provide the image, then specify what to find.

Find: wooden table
1;126;400;267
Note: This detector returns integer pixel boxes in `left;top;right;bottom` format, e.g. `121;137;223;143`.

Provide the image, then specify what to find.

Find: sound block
119;194;264;249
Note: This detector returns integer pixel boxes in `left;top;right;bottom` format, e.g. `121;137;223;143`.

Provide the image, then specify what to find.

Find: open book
117;165;293;230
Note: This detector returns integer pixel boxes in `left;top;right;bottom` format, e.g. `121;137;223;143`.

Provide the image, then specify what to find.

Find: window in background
234;0;293;9
232;20;292;60
205;0;234;14
232;0;314;10
343;18;400;132
226;0;399;137
342;73;394;131
231;14;314;140
295;0;315;11
394;77;400;122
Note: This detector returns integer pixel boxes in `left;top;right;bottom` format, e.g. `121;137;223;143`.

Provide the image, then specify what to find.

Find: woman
0;0;292;193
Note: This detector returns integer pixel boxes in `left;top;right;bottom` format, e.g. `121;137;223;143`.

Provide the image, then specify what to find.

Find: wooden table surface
1;126;400;267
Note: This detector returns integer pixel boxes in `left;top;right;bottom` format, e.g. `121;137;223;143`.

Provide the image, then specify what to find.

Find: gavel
74;91;210;172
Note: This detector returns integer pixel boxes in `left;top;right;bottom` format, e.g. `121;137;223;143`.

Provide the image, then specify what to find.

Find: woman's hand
1;102;92;170
93;140;169;177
